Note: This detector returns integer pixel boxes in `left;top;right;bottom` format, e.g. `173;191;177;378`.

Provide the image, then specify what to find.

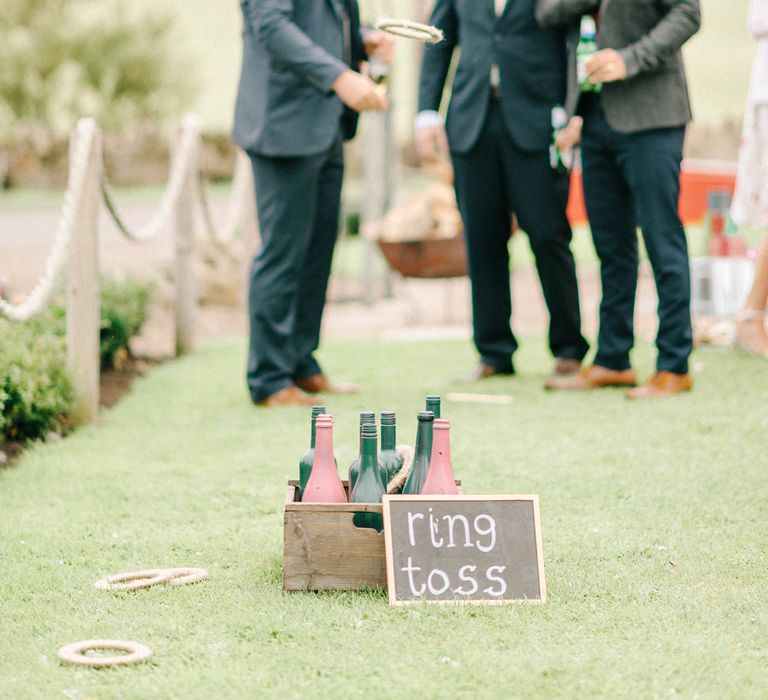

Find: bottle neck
310;417;317;448
314;425;334;466
360;435;378;470
431;427;451;465
381;423;396;451
415;420;432;457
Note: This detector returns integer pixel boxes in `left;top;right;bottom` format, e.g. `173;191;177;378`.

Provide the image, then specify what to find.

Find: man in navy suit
233;0;392;406
538;0;700;398
416;0;589;383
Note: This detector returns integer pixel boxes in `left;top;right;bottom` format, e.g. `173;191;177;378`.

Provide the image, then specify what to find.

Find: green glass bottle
298;405;326;500
350;423;386;532
549;106;572;175
576;16;602;93
348;411;386;495
379;411;404;490
424;395;441;467
425;395;441;419
403;411;435;495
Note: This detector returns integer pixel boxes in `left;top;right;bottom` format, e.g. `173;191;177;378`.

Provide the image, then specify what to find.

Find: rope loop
375;17;444;43
0;118;99;322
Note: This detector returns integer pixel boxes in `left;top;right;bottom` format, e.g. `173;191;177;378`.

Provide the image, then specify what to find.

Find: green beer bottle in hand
549;106;573;174
577;16;602;93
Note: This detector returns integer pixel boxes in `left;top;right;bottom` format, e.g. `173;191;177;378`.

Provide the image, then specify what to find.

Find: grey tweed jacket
535;0;701;133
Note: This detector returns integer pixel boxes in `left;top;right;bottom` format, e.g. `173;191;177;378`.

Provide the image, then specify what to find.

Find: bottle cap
425;394;440;402
580;16;596;37
551;106;568;129
311;405;326;418
433;418;450;430
359;411;375;424
316;414;333;426
361;423;377;439
418;411;435;422
380;410;396;425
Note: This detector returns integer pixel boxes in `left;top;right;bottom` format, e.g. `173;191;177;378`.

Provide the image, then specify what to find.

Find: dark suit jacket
418;0;570;154
535;0;701;133
233;0;365;157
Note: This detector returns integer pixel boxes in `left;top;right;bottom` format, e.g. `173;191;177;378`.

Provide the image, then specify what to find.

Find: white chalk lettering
483;565;507;597
401;556;426;596
407;511;424;547
474;514;497;553
428;508;444;548
454;565;479;596
442;514;473;548
427;568;451;595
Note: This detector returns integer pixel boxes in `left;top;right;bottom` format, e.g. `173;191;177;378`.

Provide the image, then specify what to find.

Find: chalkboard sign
382;495;545;605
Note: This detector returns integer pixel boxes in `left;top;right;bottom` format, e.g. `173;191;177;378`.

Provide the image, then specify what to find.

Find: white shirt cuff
414;110;443;132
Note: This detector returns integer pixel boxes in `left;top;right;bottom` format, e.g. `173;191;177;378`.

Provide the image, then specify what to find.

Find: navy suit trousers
451;100;589;370
580;95;693;375
246;139;344;402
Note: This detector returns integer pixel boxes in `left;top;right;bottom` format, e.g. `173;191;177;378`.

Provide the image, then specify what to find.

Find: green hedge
0;319;73;441
1;275;153;442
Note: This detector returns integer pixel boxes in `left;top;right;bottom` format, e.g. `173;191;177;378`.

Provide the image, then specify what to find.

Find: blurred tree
0;0;192;184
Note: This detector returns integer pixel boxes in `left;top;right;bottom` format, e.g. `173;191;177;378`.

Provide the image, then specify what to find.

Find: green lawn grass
2;337;768;698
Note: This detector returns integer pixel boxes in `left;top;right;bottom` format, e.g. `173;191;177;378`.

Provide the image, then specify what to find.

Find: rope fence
0;114;259;424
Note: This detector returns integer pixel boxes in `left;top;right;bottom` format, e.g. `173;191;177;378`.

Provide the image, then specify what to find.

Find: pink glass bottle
302;415;347;503
420;418;459;495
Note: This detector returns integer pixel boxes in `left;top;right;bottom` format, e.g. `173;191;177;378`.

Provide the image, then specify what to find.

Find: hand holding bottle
585;49;627;84
555;116;583;152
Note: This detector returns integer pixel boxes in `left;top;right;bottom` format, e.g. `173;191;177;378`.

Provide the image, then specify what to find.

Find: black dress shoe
454;363;515;384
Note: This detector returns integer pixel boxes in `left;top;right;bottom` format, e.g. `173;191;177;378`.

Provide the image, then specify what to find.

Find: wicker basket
377;235;467;279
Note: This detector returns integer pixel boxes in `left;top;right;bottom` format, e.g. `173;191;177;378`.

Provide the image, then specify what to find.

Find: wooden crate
283;481;387;591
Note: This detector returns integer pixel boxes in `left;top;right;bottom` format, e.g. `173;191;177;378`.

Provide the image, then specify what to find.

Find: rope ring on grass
57;639;152;667
94;569;174;591
375;18;444;44
165;567;208;586
94;567;209;591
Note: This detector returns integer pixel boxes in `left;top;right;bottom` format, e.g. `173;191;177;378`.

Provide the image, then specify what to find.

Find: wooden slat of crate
283;483;387;591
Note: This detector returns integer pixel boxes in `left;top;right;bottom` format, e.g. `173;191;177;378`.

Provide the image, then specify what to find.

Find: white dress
732;0;768;228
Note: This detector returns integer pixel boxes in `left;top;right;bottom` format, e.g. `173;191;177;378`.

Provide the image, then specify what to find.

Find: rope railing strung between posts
0;119;98;323
0;114;259;423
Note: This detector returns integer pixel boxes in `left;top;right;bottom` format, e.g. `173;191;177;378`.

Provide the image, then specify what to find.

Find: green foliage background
0;318;72;441
0;0;191;148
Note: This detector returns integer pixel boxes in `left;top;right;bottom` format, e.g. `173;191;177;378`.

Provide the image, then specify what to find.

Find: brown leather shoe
552;357;581;377
294;373;359;394
454;363;515;384
256;385;316;407
625;371;692;399
544;364;637;390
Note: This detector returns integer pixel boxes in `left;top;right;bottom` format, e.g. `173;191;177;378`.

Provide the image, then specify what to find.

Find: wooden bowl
376;236;467;279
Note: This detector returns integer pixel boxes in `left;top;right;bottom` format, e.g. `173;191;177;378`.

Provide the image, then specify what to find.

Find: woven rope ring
375;18;444;43
94;567;208;591
57;639;152;667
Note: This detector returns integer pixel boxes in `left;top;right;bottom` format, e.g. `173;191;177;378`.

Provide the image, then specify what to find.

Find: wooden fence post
66;121;102;424
174;126;198;356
